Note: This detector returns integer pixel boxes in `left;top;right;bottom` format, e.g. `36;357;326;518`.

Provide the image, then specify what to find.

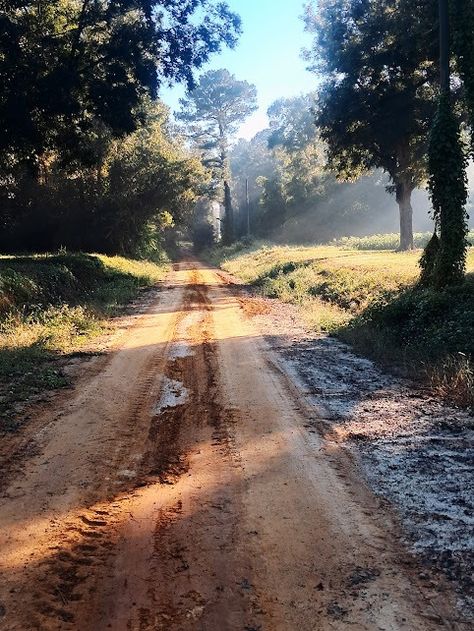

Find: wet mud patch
154;376;189;414
141;279;236;486
140;355;193;484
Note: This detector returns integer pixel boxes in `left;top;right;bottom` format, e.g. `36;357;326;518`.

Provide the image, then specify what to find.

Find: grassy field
332;230;474;250
210;239;474;409
0;253;169;431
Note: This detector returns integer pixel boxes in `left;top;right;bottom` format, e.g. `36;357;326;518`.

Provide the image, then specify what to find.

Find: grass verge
0;253;168;431
210;240;474;410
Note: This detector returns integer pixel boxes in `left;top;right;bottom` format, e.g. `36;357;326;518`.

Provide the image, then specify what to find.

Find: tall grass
0;253;169;430
429;354;474;410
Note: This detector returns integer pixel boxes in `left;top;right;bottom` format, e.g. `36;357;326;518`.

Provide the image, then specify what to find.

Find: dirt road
0;261;462;630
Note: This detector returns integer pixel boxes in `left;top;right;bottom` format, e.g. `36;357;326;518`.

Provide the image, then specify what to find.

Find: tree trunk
396;180;414;251
223;180;234;244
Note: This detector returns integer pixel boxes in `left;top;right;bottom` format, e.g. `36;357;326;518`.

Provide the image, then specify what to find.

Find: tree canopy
0;99;207;256
0;0;241;256
229;93;404;242
304;0;439;250
0;0;241;170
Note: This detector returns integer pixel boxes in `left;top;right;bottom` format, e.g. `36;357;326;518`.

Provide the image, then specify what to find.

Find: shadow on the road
0;267;472;628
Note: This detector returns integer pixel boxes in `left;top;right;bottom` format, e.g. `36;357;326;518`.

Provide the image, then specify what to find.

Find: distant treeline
229;96;432;244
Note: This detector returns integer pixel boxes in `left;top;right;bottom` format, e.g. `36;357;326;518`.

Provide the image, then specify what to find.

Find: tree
421;0;470;287
230;93;420;243
0;0;240;253
0;0;241;171
267;94;328;211
451;0;474;144
304;0;439;250
96;100;207;256
230;131;279;236
230;95;328;236
268;94;319;152
0;99;207;256
177;69;258;244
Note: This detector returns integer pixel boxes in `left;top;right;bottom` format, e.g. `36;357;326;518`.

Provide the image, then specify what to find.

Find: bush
212;239;474;408
0;253;169;429
338;279;474;407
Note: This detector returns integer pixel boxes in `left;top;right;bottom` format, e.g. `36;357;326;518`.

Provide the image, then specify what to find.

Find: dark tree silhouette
0;0;241;170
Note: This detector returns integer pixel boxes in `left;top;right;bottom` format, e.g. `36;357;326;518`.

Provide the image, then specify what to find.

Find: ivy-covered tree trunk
396;179;414;251
450;0;474;145
420;0;469;287
423;93;468;286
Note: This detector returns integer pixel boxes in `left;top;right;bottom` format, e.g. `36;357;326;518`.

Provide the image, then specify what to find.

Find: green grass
0;253;169;431
211;240;474;408
332;231;474;250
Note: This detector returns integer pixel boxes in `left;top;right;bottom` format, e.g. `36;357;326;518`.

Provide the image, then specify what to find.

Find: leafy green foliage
230;130;279;235
419;232;440;283
178;69;258;146
192;223;216;253
450;0;474;147
304;0;439;250
333;232;460;251
230;93;331;237
0;100;206;257
0;0;241;169
267;95;318;152
212;240;474;407
230;103;422;245
0;253;168;429
421;93;468;286
347;280;474;374
266;95;328;209
0;1;240;256
420;0;474;288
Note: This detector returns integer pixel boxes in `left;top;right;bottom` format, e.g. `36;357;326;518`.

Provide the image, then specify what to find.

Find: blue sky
159;0;315;140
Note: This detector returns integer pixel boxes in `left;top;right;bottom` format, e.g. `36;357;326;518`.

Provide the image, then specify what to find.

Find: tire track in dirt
23;330;180;631
82;266;262;631
0;261;467;631
0;267;193;630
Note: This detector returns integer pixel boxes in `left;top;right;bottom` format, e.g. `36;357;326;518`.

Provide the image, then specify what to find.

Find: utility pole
245;177;250;236
439;0;450;93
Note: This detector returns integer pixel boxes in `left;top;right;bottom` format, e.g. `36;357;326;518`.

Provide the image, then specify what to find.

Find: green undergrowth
0;253;168;431
342;279;474;408
211;241;474;409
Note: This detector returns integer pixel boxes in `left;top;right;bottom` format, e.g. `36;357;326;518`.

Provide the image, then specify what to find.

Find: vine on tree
451;0;474;149
420;93;468;287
